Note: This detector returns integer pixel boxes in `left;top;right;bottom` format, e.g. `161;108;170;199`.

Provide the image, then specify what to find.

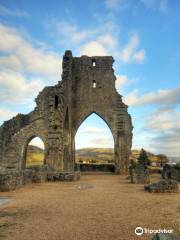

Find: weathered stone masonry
0;51;133;181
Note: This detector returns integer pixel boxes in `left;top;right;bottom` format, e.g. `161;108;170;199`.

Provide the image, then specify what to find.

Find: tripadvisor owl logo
135;227;144;236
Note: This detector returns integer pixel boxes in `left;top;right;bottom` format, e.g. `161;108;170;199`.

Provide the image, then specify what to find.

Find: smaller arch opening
55;95;59;109
92;80;96;88
92;59;96;67
26;137;45;167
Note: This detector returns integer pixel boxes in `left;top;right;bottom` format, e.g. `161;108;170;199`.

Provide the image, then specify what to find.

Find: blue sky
0;0;179;157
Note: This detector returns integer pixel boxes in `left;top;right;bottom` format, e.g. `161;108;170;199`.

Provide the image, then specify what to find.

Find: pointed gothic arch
74;113;114;166
22;136;46;169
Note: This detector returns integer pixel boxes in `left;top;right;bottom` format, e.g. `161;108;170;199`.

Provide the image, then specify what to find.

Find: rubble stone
144;179;179;193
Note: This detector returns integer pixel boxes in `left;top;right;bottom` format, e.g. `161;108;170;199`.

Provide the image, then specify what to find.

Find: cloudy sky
0;0;179;157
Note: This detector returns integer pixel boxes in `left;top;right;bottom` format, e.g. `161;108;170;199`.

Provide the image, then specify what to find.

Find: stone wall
75;163;115;172
162;164;180;182
129;164;150;184
0;168;80;191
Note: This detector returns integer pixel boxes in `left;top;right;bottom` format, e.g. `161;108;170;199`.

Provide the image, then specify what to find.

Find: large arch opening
75;113;115;172
25;136;45;167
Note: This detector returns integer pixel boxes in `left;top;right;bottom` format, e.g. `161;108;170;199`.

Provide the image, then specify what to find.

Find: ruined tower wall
71;55;117;137
68;54;133;173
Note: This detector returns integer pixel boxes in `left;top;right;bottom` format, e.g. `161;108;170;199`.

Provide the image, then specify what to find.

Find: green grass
26;145;44;166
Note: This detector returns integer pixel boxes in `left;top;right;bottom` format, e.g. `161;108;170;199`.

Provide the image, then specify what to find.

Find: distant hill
26;145;44;166
76;148;114;163
25;146;174;166
27;145;44;154
76;148;169;165
130;149;169;166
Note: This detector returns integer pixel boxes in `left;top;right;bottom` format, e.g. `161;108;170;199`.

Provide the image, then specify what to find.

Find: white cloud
76;124;114;149
147;108;180;131
0;24;23;52
124;89;138;105
79;41;109;56
51;19;118;51
141;0;168;12
141;0;156;8
115;75;130;90
0;55;22;70
98;34;117;49
131;107;180;157
0;108;17;121
47;19;121;57
79;126;108;135
29;137;45;150
90;138;113;148
127;87;180;157
48;19;145;64
124;88;180;106
145;108;180;157
0;4;30;18
159;0;168;12
120;34;146;63
120;34;139;62
105;0;128;10
133;49;146;63
54;21;91;44
0;24;60;77
0;71;45;104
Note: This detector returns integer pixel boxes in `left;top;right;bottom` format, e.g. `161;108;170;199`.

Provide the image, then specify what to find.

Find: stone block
162;164;180;182
47;171;81;182
0;170;23;191
22;169;33;185
152;233;180;240
144;180;179;193
32;171;47;183
129;164;150;184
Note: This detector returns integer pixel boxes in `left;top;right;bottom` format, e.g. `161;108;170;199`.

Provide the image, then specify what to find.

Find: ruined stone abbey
0;51;133;183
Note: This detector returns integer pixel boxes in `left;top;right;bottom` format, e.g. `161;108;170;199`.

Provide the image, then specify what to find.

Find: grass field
26;152;44;166
26;145;44;166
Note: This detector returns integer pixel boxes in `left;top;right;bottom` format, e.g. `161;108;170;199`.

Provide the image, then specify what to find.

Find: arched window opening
75;113;114;166
92;59;96;67
26;137;45;167
55;95;59;109
93;80;96;88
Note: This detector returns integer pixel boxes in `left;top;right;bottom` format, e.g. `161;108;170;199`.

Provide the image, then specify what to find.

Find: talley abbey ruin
0;50;133;190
